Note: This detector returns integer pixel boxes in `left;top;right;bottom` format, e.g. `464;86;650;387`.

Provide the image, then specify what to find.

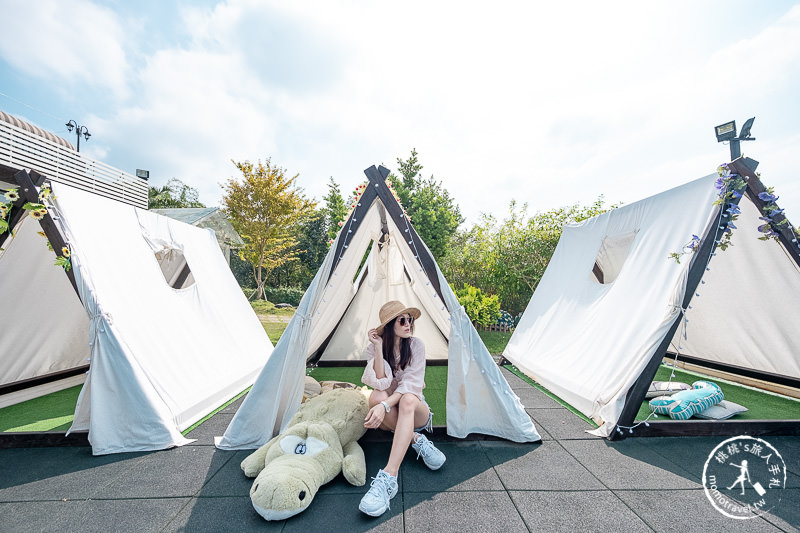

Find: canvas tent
216;165;540;450
504;158;800;438
0;169;272;454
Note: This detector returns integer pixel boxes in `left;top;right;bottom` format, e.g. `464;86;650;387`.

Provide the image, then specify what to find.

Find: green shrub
264;286;305;306
453;283;500;327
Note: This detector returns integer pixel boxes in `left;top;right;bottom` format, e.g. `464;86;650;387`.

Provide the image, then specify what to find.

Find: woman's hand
368;328;382;348
363;404;386;429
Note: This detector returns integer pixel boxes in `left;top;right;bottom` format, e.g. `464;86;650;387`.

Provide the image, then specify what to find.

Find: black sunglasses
397;316;414;326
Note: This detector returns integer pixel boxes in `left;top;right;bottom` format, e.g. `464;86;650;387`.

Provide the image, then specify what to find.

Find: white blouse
361;337;426;400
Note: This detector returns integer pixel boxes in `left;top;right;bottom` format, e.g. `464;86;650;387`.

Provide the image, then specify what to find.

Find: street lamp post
714;117;755;161
65;120;91;152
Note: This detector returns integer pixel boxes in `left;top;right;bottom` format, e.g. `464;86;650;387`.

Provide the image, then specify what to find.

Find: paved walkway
1;368;797;532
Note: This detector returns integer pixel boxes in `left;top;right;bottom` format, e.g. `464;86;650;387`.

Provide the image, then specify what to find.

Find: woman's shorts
415;399;434;433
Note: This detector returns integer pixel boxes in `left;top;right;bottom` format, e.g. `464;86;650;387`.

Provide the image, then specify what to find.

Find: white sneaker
358;469;398;517
411;433;446;470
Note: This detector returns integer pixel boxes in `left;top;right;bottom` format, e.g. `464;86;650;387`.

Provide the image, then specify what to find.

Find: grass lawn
0;385;82;432
477;329;513;355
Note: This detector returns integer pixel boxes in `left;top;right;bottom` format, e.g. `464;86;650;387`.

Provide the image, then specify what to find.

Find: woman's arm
361;338;393;390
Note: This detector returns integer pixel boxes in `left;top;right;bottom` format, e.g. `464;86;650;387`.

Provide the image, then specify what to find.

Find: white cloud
0;0;129;99
10;0;797;229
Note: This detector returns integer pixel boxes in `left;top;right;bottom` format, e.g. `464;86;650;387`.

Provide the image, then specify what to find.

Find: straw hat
375;300;421;336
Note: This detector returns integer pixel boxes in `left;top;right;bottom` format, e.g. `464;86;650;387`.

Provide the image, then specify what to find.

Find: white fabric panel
319;236;449;361
0;216;89;390
45;183;271;454
304;202;383;356
390;215;452;340
672;195;800;379
437;255;541;442
216;220;345;450
504;175;720;436
218;193;541;449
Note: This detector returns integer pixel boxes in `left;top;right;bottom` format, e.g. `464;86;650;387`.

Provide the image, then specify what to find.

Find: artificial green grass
0;385;82;432
634;365;800;421
307;365;448;426
503;365;598;428
477;329;514;355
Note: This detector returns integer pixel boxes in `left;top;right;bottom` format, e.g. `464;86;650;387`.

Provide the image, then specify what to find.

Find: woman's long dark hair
381;317;415;373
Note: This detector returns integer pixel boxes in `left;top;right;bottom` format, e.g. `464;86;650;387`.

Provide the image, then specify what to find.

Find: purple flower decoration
714;177;725;191
731;190;742;198
726;204;741;215
758;191;776;202
728;222;737;230
757;223;771;233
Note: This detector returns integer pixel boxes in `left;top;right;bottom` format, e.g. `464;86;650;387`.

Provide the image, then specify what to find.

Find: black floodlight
136;169;150;180
715;121;737;142
739;117;756;139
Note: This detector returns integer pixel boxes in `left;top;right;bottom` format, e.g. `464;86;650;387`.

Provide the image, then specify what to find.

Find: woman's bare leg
383;394;430;476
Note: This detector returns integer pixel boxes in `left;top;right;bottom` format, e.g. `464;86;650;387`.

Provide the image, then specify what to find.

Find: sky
1;0;799;228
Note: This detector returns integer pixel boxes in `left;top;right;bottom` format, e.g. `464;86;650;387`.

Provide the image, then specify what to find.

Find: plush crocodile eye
253;483;259;492
299;490;306;501
279;435;330;457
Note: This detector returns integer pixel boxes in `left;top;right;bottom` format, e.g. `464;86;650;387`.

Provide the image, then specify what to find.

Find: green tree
322;177;348;242
453;283;501;327
148;178;205;208
266;208;328;288
442;197;615;314
222;159;315;300
388;149;463;260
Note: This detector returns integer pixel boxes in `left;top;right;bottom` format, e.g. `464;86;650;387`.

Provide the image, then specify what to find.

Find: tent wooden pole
11;169;80;296
327;177;379;281
611;170;746;440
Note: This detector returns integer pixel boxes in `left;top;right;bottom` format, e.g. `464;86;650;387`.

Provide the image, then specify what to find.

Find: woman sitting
359;300;446;517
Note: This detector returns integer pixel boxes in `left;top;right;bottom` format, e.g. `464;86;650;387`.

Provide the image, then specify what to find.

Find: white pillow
695;400;748;420
645;381;692;400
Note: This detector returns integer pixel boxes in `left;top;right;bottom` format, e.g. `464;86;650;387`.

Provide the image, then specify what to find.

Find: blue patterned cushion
648;381;724;420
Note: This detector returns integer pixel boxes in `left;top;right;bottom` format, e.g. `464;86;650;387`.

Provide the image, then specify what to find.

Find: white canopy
216;167;540;449
504;171;800;437
0;181;272;454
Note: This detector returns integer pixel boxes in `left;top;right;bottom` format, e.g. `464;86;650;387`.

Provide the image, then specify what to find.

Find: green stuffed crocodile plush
240;387;371;520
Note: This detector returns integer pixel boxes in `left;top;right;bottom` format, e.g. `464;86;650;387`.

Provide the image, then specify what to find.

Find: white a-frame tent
0;169;272;454
504;158;800;439
217;165;540;450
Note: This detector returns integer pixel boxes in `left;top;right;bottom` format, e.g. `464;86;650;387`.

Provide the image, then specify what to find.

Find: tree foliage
266;208;328;288
148;178;205;208
322;177;348;242
442;197;615;314
387;149;463;260
453;283;501;327
222;159;315;300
